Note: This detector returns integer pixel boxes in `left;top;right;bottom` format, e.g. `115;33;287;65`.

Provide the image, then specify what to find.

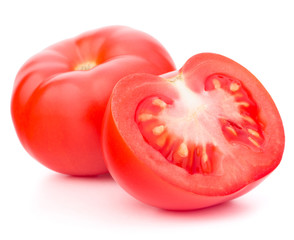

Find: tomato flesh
102;53;285;210
135;72;265;176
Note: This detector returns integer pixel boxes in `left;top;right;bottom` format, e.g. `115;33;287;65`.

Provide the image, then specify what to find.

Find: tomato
102;53;285;210
11;26;175;176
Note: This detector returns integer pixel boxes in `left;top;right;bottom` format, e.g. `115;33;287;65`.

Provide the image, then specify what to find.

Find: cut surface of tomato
135;72;265;176
102;53;285;209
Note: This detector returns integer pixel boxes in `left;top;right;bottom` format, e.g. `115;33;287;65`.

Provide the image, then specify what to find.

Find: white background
1;0;293;239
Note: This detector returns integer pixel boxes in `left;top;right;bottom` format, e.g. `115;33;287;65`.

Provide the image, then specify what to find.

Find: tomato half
102;53;285;210
11;26;175;176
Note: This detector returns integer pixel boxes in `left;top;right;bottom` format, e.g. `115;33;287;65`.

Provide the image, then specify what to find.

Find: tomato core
135;73;265;175
74;61;97;71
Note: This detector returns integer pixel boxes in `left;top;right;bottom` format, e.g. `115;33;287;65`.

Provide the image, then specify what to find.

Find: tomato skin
102;53;284;210
11;26;175;176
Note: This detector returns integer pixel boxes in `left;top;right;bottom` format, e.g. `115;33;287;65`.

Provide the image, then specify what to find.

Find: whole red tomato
11;26;175;176
102;53;285;210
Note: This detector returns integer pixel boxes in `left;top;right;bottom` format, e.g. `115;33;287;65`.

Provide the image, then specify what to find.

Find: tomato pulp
102;53;285;210
11;26;175;176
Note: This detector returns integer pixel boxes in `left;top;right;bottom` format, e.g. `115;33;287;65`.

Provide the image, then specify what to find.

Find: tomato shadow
154;199;256;222
118;191;260;224
35;173;259;225
34;173;129;222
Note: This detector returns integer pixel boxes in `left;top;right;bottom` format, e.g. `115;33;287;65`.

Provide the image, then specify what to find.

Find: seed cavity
136;74;265;176
205;74;264;152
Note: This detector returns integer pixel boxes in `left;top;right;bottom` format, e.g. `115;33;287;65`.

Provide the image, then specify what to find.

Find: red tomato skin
102;95;265;210
11;26;175;176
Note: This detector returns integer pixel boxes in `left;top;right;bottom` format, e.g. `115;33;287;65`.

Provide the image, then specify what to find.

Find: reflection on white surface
35;173;256;225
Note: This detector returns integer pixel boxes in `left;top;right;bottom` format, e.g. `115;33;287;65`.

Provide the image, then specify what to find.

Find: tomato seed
248;137;260;147
237;101;250;107
176;142;189;158
152;125;165;135
248;128;260;137
212;79;221;89
152;98;167;108
226;126;237;136
155;133;167;147
242;115;256;124
138;113;153;122
230;82;240;92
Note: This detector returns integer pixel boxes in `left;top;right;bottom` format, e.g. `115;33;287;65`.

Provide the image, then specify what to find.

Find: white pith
157;78;243;148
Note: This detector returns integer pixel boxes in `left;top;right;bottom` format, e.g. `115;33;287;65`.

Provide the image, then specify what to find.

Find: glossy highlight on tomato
102;53;285;210
11;26;175;176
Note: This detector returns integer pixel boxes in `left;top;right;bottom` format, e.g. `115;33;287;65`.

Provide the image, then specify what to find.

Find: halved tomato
102;53;285;210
